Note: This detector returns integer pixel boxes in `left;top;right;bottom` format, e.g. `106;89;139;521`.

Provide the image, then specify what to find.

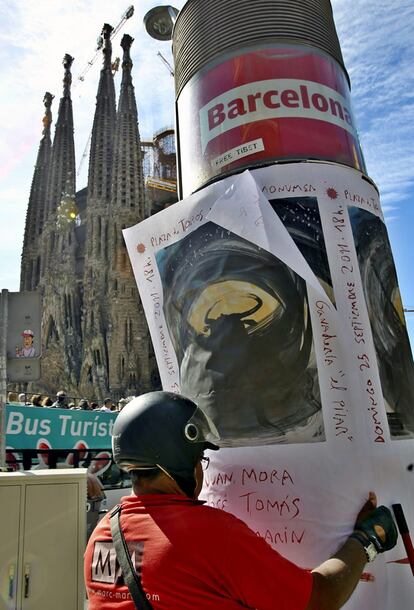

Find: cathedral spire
111;33;145;213
86;23;117;202
121;33;133;74
102;22;114;71
62;53;73;97
32;92;54;233
44;54;76;223
42;92;54;136
106;33;150;397
20;92;54;290
37;52;82;393
79;24;117;398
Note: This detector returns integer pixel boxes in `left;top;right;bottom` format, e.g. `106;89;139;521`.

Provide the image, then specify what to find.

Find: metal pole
0;289;8;469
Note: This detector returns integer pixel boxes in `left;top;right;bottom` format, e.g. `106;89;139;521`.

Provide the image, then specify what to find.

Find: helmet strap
155;464;197;498
173;474;196;499
155;463;176;483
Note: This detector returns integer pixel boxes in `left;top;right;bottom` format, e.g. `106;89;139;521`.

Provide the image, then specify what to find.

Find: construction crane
76;6;134;176
146;177;177;193
75;5;134;84
77;132;93;177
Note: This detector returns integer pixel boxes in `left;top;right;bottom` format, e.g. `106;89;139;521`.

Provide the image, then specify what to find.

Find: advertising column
124;2;414;608
177;44;365;196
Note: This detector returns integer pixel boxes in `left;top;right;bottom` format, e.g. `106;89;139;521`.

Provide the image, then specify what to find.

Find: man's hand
355;490;377;522
306;492;398;610
353;491;398;552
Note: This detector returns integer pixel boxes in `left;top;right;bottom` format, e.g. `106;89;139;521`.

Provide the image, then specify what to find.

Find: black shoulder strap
110;504;153;610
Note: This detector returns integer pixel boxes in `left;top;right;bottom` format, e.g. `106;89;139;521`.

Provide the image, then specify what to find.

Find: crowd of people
7;390;132;412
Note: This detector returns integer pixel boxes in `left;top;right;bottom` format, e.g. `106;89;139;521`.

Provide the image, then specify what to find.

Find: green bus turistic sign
5;404;116;451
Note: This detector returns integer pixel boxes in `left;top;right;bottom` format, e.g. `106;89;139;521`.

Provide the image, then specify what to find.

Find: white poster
124;163;414;609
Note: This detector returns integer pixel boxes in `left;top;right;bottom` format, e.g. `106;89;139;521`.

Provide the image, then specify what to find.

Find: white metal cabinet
0;485;21;609
0;469;86;610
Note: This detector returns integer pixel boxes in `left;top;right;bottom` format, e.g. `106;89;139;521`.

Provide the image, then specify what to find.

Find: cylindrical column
173;0;366;197
127;5;414;608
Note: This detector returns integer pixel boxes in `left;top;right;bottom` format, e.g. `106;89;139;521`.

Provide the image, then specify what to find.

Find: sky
0;0;413;345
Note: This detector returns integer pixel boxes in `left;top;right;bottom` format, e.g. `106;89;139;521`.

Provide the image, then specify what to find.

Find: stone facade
20;27;177;400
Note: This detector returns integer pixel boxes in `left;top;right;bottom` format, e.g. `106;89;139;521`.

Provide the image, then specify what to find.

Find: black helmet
112;391;219;496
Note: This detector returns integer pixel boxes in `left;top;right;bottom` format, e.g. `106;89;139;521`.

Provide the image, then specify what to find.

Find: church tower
39;54;82;392
20;92;53;291
79;24;117;398
42;54;76;257
106;34;151;398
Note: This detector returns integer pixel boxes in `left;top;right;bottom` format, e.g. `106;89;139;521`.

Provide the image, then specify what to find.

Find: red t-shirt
84;494;312;609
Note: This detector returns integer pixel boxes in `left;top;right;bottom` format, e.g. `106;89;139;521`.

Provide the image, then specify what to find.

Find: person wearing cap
84;391;398;610
78;398;90;410
16;329;35;358
51;390;68;409
18;392;28;405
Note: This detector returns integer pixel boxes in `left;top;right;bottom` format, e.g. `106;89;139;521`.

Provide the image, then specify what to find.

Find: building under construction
19;23;177;400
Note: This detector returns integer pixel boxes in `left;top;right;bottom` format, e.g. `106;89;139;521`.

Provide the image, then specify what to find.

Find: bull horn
204;300;221;326
240;294;263;318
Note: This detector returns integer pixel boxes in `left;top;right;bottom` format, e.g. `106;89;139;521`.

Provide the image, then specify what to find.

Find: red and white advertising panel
177;45;366;196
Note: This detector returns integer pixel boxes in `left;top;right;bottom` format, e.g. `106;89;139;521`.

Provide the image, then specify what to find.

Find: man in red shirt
85;391;398;610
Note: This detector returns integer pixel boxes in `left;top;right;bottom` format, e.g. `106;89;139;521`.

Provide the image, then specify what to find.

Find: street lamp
143;5;179;41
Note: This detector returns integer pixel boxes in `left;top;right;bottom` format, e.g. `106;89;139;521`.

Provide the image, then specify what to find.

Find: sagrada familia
19;25;176;400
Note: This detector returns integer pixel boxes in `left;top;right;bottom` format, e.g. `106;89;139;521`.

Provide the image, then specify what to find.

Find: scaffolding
142;127;177;213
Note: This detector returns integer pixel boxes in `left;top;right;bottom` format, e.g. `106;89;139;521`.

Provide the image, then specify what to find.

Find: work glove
353;492;398;553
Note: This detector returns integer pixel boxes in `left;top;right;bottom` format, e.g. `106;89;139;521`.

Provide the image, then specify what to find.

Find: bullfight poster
123;163;414;609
